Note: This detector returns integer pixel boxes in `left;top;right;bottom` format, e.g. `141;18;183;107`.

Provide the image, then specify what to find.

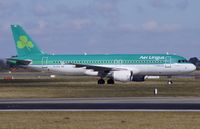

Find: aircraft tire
98;79;105;85
107;79;115;84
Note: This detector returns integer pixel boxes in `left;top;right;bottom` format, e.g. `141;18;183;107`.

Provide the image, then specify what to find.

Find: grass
0;73;199;129
0;76;199;98
0;111;200;129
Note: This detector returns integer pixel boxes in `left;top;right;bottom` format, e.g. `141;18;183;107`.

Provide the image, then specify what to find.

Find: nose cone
188;64;196;72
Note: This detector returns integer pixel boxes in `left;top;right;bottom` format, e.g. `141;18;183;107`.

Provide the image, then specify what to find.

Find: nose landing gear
167;76;173;85
167;80;173;85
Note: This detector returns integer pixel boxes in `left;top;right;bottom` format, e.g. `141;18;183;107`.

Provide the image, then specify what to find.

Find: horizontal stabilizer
7;58;32;65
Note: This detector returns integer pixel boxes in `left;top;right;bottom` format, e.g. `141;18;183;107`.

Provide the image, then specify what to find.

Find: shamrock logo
17;35;34;49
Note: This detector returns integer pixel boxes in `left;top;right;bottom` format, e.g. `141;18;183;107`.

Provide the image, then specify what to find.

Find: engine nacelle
112;70;132;82
85;70;98;76
112;70;145;82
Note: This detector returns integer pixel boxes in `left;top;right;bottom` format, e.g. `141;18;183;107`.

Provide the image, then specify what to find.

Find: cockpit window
178;60;188;63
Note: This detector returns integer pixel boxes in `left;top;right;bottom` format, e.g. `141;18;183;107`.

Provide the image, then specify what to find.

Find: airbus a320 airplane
7;25;196;84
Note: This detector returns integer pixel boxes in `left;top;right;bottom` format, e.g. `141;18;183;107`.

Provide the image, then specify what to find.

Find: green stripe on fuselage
12;54;188;65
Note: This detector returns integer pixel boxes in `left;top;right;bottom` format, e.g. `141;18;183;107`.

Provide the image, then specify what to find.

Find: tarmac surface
1;97;200;111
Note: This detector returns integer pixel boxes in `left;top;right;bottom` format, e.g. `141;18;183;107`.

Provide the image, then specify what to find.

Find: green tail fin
11;25;43;56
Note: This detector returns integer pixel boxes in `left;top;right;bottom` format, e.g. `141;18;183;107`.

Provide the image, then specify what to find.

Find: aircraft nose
188;64;196;72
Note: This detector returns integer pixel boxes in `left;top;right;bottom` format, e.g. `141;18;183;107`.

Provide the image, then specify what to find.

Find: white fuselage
28;63;196;76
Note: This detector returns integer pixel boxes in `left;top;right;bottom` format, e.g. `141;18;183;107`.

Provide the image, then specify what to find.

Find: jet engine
112;70;145;82
112;70;132;82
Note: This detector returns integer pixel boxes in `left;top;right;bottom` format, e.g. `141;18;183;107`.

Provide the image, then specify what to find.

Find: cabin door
42;57;48;70
165;56;171;68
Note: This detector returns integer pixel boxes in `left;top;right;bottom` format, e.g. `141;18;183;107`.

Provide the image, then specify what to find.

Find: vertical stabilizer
11;25;43;56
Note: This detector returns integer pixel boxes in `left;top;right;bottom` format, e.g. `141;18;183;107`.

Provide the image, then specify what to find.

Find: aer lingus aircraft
6;25;196;84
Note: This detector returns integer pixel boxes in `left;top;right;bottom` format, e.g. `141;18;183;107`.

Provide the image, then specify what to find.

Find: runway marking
1;109;200;112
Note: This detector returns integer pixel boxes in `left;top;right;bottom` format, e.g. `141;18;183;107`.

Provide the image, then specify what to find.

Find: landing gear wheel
167;80;173;85
167;76;173;85
98;79;105;85
107;79;115;84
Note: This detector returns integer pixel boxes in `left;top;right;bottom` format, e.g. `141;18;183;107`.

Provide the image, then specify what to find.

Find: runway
1;97;200;111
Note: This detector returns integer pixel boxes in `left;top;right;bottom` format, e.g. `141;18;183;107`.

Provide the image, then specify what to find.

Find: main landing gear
107;78;115;84
167;76;173;85
98;78;105;84
97;78;115;85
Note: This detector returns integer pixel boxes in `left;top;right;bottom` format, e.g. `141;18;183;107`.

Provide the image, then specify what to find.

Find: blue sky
0;0;199;58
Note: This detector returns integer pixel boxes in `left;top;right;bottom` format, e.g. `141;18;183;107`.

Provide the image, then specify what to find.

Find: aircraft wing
71;63;126;72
